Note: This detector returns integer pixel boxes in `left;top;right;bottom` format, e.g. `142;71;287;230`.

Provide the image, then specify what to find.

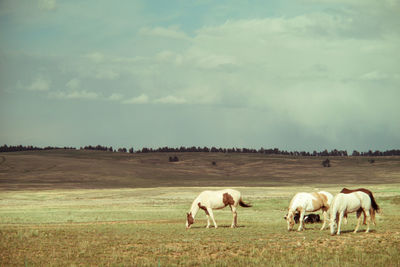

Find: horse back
290;193;322;212
199;189;240;209
340;188;379;211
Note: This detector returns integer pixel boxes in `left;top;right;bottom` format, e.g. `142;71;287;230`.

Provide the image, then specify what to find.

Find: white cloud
38;0;56;11
49;90;99;100
360;71;390;81
122;94;149;104
94;68;119;80
139;26;190;40
66;78;80;89
108;93;123;101
84;52;105;63
27;77;51;91
154;95;187;104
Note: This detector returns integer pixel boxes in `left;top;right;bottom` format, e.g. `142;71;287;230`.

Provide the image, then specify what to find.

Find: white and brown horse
340;188;380;225
186;189;251;229
286;191;333;231
329;191;372;235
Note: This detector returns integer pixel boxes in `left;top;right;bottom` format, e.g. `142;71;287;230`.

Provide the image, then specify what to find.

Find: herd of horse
185;188;380;235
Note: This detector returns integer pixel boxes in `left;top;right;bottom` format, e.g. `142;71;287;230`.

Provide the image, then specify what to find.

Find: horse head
186;212;194;229
286;210;296;231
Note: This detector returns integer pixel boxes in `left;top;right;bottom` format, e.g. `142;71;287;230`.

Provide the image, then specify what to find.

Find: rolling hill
0;150;399;190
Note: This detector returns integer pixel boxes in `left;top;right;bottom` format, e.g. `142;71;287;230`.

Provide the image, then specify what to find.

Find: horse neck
288;209;294;216
189;197;201;218
330;196;340;221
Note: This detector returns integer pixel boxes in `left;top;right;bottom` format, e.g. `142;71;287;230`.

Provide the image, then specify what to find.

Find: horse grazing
340;188;380;225
186;189;252;229
286;191;333;231
329;191;372;235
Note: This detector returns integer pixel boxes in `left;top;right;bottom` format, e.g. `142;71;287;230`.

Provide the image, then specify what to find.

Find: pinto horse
186;189;251;229
329;191;372;235
286;191;333;231
340;188;380;225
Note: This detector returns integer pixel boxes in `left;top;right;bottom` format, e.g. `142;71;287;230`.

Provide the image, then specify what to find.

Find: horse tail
369;194;380;213
239;198;252;208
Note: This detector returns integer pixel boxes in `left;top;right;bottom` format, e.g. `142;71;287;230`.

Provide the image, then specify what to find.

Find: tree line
1;144;399;157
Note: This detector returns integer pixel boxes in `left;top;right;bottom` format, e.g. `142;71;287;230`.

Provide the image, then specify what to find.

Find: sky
0;0;399;152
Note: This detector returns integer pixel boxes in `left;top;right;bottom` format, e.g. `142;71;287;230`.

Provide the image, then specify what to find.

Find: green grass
1;186;399;266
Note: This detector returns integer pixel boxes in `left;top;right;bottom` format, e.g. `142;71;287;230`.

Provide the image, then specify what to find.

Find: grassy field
0;151;399;266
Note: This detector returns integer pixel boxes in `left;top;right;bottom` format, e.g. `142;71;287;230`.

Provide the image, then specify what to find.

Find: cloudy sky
1;0;399;151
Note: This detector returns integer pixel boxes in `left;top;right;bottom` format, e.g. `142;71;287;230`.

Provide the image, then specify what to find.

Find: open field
0;151;399;266
1;186;400;266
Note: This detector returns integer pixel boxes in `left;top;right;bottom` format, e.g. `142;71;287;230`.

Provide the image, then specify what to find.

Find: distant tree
322;159;331;167
118;148;127;153
169;156;179;162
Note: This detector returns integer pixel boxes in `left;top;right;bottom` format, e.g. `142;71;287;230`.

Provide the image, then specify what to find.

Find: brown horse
340;188;380;225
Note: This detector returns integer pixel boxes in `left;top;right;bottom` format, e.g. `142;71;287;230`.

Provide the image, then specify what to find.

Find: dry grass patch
0;186;399;266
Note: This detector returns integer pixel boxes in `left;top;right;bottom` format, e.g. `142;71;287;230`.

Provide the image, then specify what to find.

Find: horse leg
343;212;347;224
297;210;306;231
364;209;371;233
343;212;348;225
337;212;344;235
361;209;367;225
320;210;328;231
230;205;237;228
206;214;211;228
354;211;362;233
206;208;218;229
370;208;376;226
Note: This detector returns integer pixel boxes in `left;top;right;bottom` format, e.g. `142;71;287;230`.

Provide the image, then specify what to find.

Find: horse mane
340;188;380;212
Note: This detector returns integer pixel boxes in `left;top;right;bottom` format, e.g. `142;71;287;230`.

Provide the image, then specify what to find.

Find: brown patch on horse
187;212;194;226
198;202;209;215
320;193;330;211
223;193;235;206
311;192;324;211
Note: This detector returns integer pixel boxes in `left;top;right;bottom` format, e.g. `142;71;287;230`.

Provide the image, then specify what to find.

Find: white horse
329;192;372;235
286;191;333;231
186;189;251;229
